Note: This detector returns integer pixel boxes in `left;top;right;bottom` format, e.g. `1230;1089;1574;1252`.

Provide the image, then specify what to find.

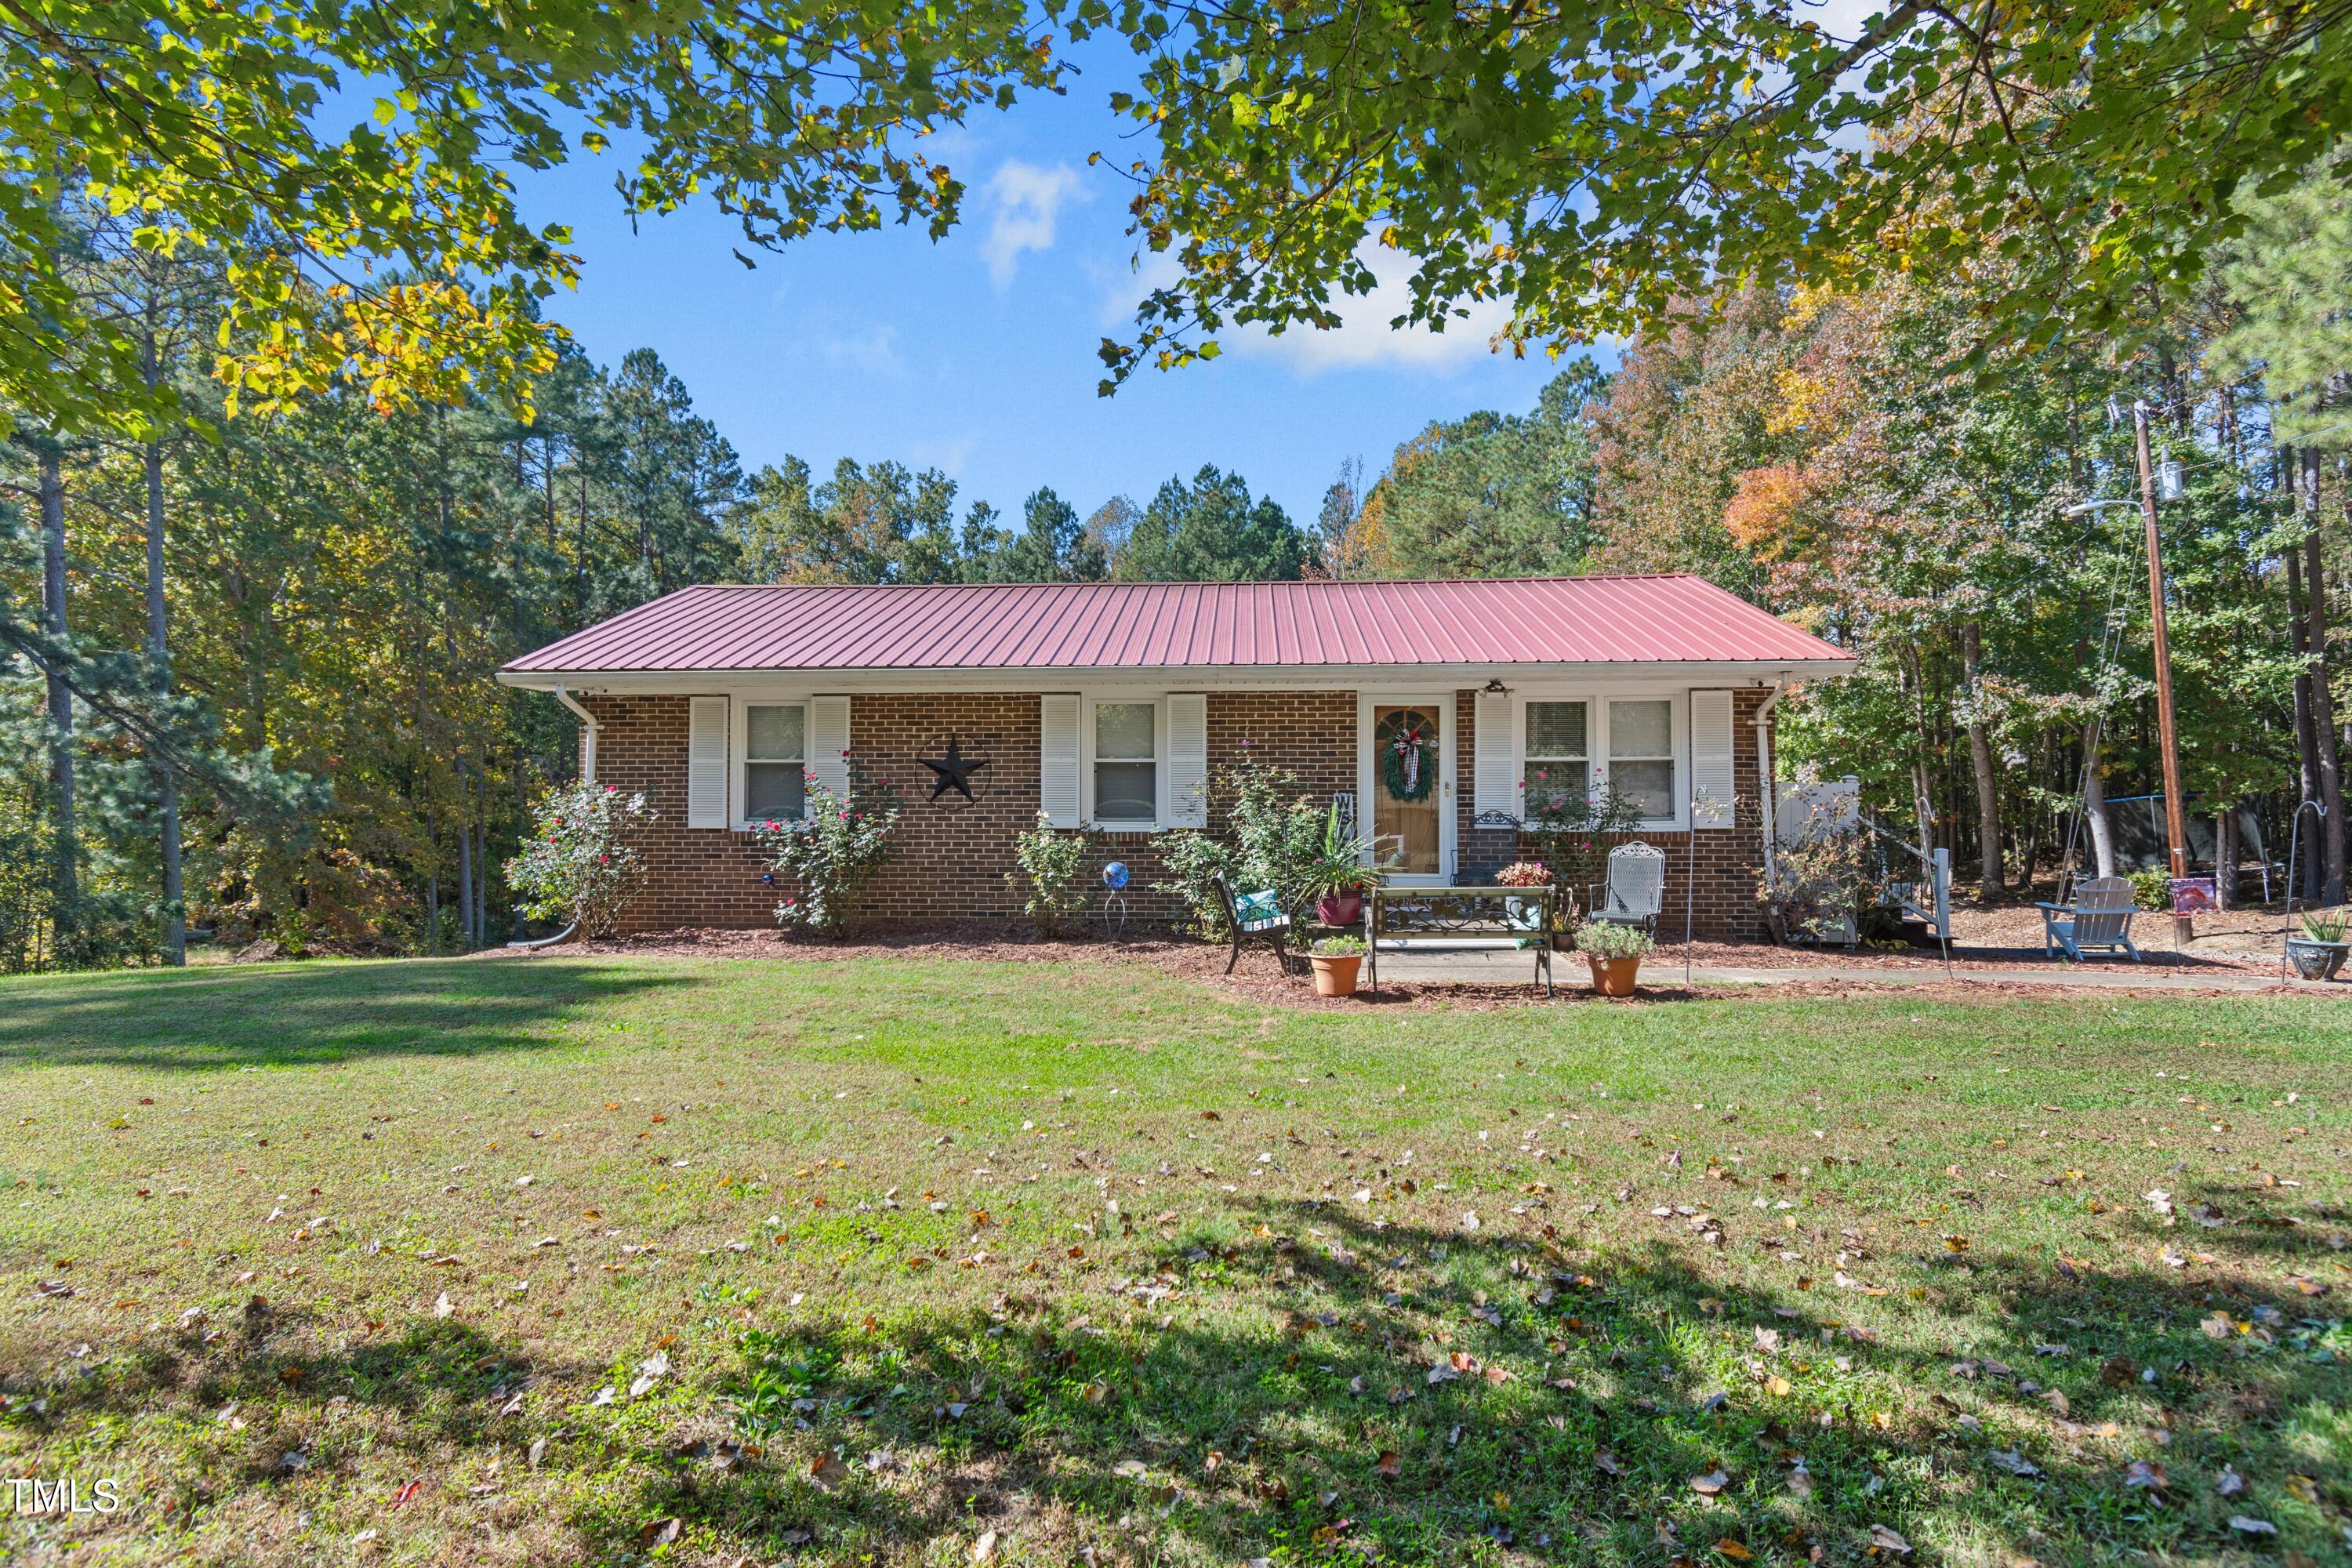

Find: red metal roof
499;576;1849;676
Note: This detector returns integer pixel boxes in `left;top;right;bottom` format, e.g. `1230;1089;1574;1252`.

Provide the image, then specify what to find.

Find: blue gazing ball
1102;861;1131;891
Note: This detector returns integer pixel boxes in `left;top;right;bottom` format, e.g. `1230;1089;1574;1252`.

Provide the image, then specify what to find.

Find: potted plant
1308;935;1368;997
1573;921;1654;996
2287;908;2348;981
1305;802;1386;927
1495;861;1559;934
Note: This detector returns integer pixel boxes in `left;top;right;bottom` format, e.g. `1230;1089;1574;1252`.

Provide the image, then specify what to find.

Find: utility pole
2133;401;2194;945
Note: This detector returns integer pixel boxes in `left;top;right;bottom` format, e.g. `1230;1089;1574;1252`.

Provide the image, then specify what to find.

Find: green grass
1;953;2347;1567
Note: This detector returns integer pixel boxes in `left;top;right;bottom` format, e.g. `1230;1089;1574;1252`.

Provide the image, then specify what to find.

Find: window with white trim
1522;700;1589;818
1606;698;1676;820
1091;701;1159;826
743;702;808;824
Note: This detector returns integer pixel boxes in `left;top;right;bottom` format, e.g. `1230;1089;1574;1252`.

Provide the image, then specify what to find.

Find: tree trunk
2215;806;2238;911
1959;620;2002;901
2287;515;2324;902
2017;731;2049;895
2082;720;2118;881
2303;448;2345;903
457;812;475;953
38;440;76;935
1902;644;1937;860
143;318;186;965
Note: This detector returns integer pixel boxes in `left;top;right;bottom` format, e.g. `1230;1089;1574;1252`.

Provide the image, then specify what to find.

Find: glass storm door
1370;702;1445;878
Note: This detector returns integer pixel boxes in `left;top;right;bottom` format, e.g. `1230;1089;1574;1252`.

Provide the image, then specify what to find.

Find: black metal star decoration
917;737;988;801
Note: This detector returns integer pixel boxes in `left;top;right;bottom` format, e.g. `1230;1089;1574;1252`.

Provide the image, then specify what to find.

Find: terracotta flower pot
1587;954;1641;997
1309;953;1363;997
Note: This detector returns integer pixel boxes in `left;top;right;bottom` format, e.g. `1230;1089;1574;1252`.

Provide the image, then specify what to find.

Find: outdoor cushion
1232;889;1287;931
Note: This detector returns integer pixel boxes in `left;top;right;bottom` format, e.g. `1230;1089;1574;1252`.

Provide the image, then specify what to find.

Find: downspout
1751;681;1785;884
554;684;597;785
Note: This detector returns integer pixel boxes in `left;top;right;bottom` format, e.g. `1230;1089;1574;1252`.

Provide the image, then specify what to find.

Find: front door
1361;698;1454;884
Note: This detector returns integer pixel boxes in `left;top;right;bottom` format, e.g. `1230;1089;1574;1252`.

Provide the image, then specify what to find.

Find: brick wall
581;685;1772;938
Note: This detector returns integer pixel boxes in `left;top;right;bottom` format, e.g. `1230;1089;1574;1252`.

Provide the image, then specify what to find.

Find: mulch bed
481;923;2301;1009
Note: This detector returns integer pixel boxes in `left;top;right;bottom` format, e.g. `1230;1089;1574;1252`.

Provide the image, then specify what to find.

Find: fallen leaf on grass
1374;1450;1402;1478
1594;1451;1624;1477
1690;1468;1730;1496
1987;1450;2041;1477
1867;1524;1912;1555
1715;1540;1751;1560
971;1530;998;1563
809;1450;848;1492
2227;1517;2278;1537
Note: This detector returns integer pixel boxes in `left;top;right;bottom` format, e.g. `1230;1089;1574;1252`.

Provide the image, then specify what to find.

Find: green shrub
1150;829;1237;939
1311;934;1367;956
2128;866;2172;911
1572;921;1655;960
754;761;902;938
1004;812;1090;936
505;781;658;938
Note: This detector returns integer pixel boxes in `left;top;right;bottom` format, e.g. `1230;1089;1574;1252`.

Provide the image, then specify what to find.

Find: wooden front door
1367;702;1447;880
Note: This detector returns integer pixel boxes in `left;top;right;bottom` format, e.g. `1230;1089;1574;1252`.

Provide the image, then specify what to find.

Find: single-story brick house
496;576;1852;936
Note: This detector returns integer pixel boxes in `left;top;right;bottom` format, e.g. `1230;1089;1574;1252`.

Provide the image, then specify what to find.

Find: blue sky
506;42;1600;529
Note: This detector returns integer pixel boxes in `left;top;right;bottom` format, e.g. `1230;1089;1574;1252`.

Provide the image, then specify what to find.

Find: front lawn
1;953;2346;1567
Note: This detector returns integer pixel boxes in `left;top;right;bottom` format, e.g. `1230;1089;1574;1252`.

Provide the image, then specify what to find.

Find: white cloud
1231;241;1515;375
982;161;1088;290
910;433;976;477
811;320;900;373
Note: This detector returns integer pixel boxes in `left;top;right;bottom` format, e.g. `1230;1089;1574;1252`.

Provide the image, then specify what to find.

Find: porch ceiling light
1481;677;1510;694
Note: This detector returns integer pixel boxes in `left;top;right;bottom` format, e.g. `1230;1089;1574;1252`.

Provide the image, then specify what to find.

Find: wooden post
2133;402;2193;945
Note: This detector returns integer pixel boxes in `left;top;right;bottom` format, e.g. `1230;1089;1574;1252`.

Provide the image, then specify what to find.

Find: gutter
553;684;598;785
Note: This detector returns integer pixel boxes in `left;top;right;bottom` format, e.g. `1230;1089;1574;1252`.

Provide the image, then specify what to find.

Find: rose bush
754;760;902;938
505;782;656;938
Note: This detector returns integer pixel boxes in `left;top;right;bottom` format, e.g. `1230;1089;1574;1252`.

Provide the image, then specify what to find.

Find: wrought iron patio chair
2036;876;2143;963
1585;841;1668;930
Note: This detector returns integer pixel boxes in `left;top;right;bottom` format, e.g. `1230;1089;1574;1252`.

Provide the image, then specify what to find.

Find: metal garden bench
1213;873;1293;975
1365;884;1555;998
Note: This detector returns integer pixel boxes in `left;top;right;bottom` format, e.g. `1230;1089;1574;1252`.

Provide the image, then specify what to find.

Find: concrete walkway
1367;948;2334;994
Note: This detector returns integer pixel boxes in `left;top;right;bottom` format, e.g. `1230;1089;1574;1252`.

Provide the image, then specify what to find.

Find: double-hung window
1606;699;1676;821
1522;700;1590;818
743;702;808;823
1091;701;1159;826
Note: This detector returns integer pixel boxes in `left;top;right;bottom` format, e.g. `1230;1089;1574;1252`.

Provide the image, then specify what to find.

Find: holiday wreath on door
1376;709;1438;802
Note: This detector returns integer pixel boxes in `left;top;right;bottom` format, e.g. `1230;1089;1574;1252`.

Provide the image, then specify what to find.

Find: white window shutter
687;696;728;828
1039;695;1080;828
1473;689;1516;822
1166;694;1209;827
1691;689;1736;828
808;695;851;805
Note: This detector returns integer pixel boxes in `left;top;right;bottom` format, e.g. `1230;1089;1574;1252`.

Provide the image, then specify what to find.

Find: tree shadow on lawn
592;1202;2347;1566
0;958;701;1071
9;1200;2341;1566
8;1308;601;1544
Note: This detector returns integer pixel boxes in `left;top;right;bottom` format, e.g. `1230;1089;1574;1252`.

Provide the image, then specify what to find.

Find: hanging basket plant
1377;711;1437;803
